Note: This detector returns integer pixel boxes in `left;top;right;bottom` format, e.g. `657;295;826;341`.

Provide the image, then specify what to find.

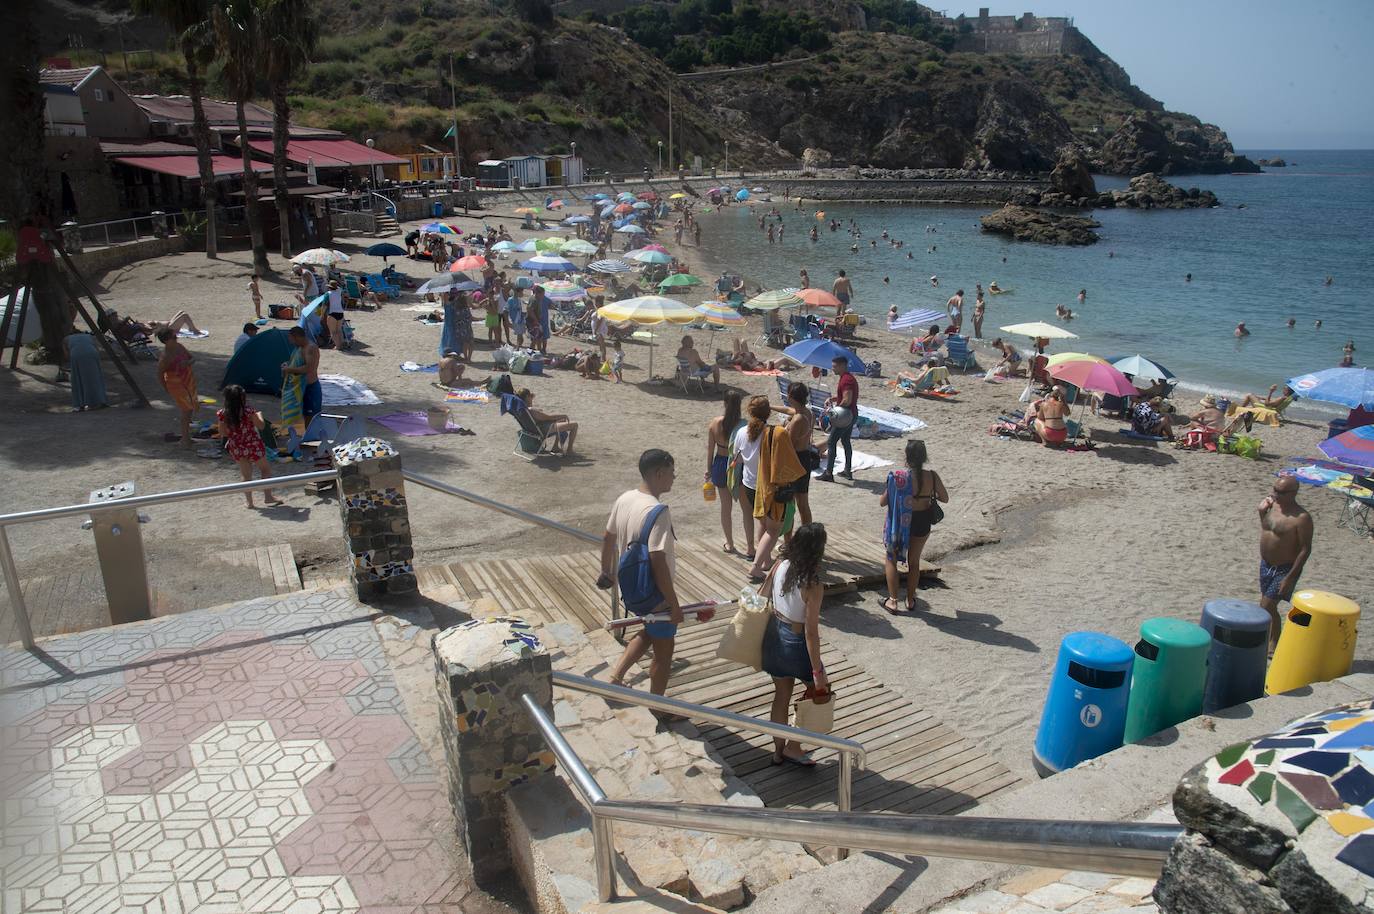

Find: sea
695;149;1373;411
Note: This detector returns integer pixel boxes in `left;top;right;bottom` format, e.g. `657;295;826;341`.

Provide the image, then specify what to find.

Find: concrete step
528;622;820;911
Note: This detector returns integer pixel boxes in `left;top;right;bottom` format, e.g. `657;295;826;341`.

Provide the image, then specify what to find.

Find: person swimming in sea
1287;318;1296;329
1185;273;1193;282
988;281;1002;293
1324;276;1334;286
1315;319;1323;329
930;275;939;287
1341;340;1356;367
1235;322;1251;338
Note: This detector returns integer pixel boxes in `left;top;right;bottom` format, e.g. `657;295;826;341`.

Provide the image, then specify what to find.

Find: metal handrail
553;670;863;815
370;191;397;218
521;694;1181;904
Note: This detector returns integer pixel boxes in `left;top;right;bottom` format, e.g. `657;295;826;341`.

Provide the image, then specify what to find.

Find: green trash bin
1123;617;1211;743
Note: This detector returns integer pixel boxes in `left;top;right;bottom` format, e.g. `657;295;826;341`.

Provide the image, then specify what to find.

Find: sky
937;0;1374;149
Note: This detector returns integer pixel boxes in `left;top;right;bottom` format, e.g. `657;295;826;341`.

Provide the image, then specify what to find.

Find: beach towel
755;425;806;524
1117;428;1167;442
813;448;893;477
320;374;382;406
857;405;928;435
741;368;786;376
280;348;305;431
884;470;913;561
403;303;440;313
369;411;467;437
415;316;443;326
177;329;210;339
444;387;491;404
400;361;439;373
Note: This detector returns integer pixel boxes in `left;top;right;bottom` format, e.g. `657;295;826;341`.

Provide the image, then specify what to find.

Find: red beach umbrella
450;255;488;272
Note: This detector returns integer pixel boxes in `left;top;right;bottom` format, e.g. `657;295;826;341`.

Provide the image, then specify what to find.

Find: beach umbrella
563;214;591;224
751;187;766;193
419;222;460;234
1319;425;1374;471
1287;367;1374;409
514;240;541;252
784;338;866;374
521;254;577;273
514;206;541;215
642;243;669;253
615;224;647;235
299;293;328;341
589;259;632;274
600;205;618;218
590;193;609;200
535;237;567;252
613;203;635;214
888;307;946;331
1048;360;1136;397
796;288;842;310
735;189;750;201
450;254;487;271
548;199;564;209
364;242;406;262
598;296;699;377
695;301;746;327
624;248;672;264
632;201;652;210
1111;354;1175;383
491;240;518;253
745;288;804;311
292;248;349;266
616;192;636;203
637;191;658;200
999;321;1077;340
417;273;480;295
659;273;702;291
669;193;687;200
1046;352;1106;368
560;239;597;255
541;280;586;302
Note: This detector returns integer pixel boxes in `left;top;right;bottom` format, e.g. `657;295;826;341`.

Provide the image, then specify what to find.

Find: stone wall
1156;699;1374;913
761;177;1047;205
46;135;122;222
68;234;188;277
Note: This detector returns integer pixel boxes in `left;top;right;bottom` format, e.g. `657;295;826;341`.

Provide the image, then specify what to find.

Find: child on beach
216;385;281;509
248;274;262;319
611;340;625;382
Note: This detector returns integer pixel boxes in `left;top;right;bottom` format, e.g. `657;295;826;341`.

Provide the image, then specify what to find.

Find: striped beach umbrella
625;249;673;265
745;288;804;311
419;222;460;234
541;280;586;301
695;301;747;327
589;259;632;274
887;307;946;331
1320;425;1374;470
598;296;699;376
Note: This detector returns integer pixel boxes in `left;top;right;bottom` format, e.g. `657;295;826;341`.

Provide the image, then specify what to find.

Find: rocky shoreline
980;205;1101;245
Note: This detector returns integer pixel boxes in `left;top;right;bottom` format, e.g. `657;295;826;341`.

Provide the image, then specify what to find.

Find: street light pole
365;137;379;190
657;141;663;174
570;141;577;186
725;141;730;172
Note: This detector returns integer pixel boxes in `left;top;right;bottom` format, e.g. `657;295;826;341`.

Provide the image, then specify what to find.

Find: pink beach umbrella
642;243;669;253
1048;360;1137;397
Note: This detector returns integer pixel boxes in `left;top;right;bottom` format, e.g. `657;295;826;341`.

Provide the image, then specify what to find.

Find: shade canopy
450;255;487;271
114;154;271;178
1045;352;1106;368
1000;321;1078;340
1319;424;1374;470
520;255;576;272
540;280;586;301
625;249;672;264
246;138;404;167
291;248;349;266
1111;354;1175;383
1288;367;1374;409
364;242;406;257
695;301;746;327
589;259;632;274
1048;360;1136;396
888;307;946;331
597;296;699;324
796;288;842;309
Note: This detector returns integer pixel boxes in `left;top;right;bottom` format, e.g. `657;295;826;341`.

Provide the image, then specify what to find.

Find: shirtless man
832;270;853;317
1258;476;1313;652
283;326;322;429
676;335;719;386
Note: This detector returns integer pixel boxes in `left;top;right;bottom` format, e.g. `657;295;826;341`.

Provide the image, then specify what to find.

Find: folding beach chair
676;357;707;394
502;394;565;461
944;334;978;371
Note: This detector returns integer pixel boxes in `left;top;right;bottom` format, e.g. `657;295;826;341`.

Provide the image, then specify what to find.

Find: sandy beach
2;201;1370;780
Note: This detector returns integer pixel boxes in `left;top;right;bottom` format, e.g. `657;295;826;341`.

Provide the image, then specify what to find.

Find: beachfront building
476;160;512;188
504;155;548;189
396;145;457;182
544;154;585;186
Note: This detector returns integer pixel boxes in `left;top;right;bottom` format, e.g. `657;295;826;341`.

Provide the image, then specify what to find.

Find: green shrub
917;60;941;78
607;115;630;133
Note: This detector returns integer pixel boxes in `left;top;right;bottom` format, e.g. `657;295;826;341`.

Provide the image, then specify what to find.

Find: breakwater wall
751;178;1046;205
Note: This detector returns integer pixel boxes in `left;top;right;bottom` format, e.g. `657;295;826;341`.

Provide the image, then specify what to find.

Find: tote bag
793;685;835;734
715;573;775;672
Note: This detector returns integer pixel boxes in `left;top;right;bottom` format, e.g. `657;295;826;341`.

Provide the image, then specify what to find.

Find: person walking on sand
879;440;948;613
832;270;853;316
217;385;282;510
1258;476;1313;653
156;327;197;446
601;449;684;703
818;356;858;482
706;391;744;555
774;382;818;525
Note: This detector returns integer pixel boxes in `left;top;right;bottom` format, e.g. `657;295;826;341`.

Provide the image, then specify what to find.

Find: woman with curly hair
760;522;829;767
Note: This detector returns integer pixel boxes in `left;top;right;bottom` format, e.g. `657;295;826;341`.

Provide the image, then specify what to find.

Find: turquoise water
696;150;1373;405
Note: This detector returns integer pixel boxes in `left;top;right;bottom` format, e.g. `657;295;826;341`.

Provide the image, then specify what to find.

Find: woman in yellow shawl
749;403;806;580
156;327;197;445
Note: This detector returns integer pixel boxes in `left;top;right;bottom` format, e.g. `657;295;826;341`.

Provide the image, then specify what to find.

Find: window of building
93;88;105;101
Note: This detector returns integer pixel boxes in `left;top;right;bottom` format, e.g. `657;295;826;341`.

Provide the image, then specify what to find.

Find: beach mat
400;361;439;373
178;329;210;339
741;368;786;376
320;374;382;406
813;449;893;476
1117;428;1167;441
858;404;928;435
444;387;491;404
370;411;467;437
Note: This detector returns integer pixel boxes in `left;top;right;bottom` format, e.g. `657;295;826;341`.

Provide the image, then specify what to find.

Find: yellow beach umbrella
999;321;1078;340
669;192;687;200
598;296;699;377
1046;352;1106;368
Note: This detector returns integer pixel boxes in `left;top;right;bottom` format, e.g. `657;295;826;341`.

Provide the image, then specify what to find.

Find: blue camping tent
219;328;295;395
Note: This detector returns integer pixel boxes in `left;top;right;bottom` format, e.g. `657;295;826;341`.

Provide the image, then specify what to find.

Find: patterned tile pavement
0;590;478;914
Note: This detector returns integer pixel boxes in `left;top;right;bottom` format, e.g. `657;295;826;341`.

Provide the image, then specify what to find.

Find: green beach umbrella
659;273;702;291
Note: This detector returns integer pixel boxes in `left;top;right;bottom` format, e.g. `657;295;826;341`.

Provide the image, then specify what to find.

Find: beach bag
268;304;295;320
715;579;772;672
617;504;668;616
486;373;514;396
866;360;882;378
510;354;529;374
793;685;835;734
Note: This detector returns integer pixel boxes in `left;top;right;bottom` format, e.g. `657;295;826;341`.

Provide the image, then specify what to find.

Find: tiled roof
39;67;98;89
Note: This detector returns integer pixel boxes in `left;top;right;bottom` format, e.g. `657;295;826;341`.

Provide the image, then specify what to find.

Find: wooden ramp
222;544;303;595
435;528;1018;815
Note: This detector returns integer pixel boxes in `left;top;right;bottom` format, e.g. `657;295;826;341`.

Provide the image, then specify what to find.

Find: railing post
104;224;111;248
592;815;617;901
0;526;35;650
837;751;853;860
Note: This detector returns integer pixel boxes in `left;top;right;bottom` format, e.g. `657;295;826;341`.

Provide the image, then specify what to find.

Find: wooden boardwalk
428;528;1020;815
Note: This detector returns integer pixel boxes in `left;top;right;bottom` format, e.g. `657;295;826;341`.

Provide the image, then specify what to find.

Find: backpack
617;503;668;616
486;373;515;395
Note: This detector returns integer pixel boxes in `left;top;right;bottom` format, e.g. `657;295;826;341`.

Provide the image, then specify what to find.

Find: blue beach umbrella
520;255;577;273
563;214;591;224
589;259;632;273
491;240;518;253
888;307;947;332
616;192;636;203
600;206;617;219
514;240;540;252
632;201;652;210
364;242;407;261
1110;354;1175;383
783;338;867;374
1319;425;1374;470
615;224;647;235
299;294;328;341
1288;367;1374;409
735;189;750;201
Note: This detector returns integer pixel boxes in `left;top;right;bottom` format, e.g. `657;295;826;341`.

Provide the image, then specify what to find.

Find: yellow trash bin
1266;590;1361;694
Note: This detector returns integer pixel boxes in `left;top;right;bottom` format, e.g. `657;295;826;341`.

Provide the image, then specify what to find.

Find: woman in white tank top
759;523;829;766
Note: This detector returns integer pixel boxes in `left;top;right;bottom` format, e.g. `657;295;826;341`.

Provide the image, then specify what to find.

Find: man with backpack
599;449;682;701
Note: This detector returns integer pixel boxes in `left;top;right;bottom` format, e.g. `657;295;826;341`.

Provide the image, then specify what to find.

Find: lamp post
570;141;577;186
365;138;379;190
725;140;730;172
657;141;663;174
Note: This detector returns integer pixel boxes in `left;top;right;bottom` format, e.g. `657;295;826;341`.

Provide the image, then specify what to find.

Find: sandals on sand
772;750;817;768
881;597;903;615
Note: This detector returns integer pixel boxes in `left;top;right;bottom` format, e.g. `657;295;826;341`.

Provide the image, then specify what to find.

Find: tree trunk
271;85;293;259
236;100;270;274
184;54;219;259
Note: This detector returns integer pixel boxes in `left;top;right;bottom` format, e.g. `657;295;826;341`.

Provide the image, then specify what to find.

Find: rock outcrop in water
980;205;1100;245
1094;112;1260;176
1050;147;1098;199
1257;157;1287;167
1097;173;1220;209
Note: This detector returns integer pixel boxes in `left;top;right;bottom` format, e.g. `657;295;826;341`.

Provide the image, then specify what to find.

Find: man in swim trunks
283;326;322;428
832;270;853;317
1258;476;1313;652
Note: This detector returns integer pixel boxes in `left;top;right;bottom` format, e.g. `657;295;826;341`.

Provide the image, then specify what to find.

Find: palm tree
213;0;270;274
132;0;219;258
258;0;317;258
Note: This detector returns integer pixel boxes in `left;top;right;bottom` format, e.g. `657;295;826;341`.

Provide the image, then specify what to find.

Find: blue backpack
617;504;668;615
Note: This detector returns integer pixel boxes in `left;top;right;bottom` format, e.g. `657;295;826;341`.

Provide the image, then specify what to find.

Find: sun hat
1200;394;1217;408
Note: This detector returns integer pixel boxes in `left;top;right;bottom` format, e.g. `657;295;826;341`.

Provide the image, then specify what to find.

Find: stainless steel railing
521;694;1181;903
552;670;862;818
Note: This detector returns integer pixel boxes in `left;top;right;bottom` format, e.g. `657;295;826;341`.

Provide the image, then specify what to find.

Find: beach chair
944;334;978;371
676;357;708;394
343;275;363;307
369;273;401;297
502;394;565;461
1029;355;1051;389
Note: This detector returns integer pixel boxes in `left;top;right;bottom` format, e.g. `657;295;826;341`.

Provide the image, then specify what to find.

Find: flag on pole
444;124;456;139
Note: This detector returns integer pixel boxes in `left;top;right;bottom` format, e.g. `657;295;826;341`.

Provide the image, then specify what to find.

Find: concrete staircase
375;212;401;237
507;620;821;913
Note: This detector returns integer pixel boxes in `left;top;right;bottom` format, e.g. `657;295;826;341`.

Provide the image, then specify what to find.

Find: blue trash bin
1200;599;1271;712
432;201;444;218
1033;632;1134;777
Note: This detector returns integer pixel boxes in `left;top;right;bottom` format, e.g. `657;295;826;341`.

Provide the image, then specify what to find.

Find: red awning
113;155;271;178
248;138;405;167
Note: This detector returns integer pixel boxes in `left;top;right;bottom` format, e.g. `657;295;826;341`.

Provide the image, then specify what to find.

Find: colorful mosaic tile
1335;767;1374;806
1219;759;1256;786
332;436;397;465
1275;780;1318;831
1282;772;1343;810
1328;812;1374;837
1248;771;1276;804
1216;742;1247;767
1288;749;1349;776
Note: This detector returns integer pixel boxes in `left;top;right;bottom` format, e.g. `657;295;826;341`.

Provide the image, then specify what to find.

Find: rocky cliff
1095;112;1259;176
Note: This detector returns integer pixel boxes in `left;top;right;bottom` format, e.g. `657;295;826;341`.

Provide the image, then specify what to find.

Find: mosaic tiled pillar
333;437;417;602
1157;699;1374;914
433;617;555;887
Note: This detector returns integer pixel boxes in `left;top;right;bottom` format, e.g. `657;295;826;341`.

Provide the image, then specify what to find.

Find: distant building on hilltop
934;7;1083;57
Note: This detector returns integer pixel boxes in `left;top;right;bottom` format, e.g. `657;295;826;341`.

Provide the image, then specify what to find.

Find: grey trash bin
1199;598;1271;712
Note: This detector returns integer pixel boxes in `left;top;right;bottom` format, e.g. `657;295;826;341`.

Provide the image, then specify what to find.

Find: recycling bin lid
1061;631;1133;669
1292;590;1360;618
1139;617;1211;650
1202;599;1270;632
